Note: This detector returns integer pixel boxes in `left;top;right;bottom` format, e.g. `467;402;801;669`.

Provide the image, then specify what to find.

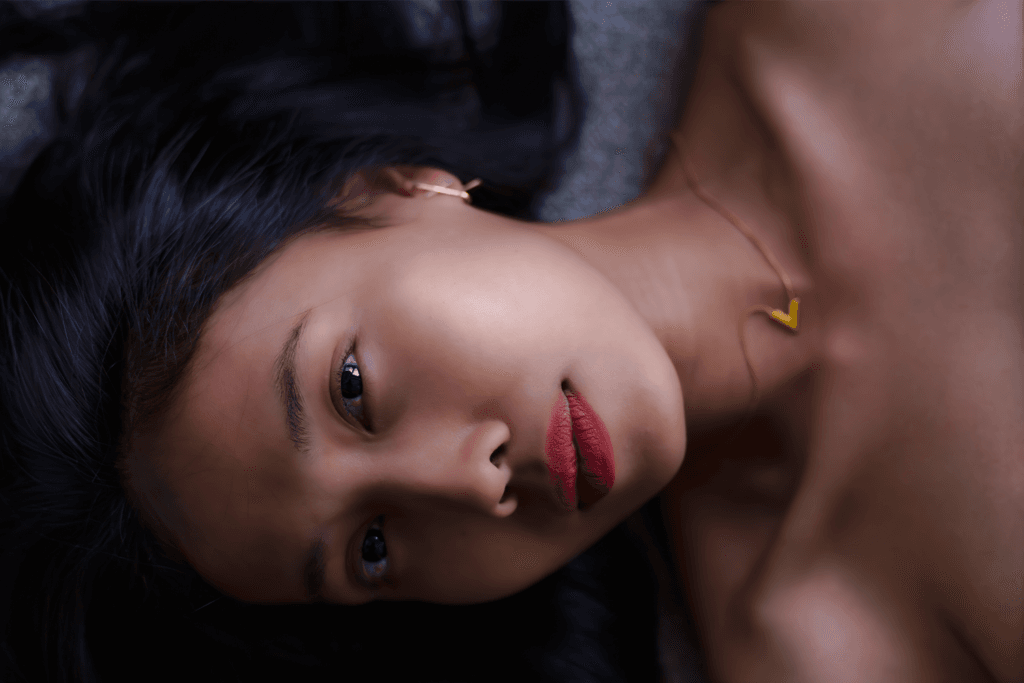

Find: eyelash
335;346;371;430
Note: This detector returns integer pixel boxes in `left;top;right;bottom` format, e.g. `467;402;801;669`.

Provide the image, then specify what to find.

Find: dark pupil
340;365;362;399
362;529;387;562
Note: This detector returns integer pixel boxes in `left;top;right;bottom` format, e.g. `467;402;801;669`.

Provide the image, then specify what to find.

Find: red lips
545;387;615;511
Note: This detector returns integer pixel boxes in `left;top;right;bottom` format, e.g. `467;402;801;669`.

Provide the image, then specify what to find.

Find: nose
403;419;518;518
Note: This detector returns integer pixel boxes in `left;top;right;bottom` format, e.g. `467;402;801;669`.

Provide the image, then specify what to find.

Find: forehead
195;226;398;371
207;232;353;335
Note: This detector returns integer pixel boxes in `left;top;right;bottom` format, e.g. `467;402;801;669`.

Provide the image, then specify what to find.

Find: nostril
499;485;511;503
490;444;506;465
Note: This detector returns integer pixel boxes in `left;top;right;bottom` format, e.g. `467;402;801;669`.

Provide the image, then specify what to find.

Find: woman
3;1;1022;682
1;3;678;682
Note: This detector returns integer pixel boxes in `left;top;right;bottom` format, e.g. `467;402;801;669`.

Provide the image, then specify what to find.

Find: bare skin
656;2;1023;681
124;0;1022;680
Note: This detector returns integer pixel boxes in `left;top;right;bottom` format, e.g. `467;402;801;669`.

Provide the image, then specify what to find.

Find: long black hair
0;3;670;682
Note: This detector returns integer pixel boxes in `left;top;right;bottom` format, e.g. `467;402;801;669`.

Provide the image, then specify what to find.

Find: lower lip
545;388;615;511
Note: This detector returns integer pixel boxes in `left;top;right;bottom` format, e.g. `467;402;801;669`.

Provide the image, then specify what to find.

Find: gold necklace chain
683;159;800;411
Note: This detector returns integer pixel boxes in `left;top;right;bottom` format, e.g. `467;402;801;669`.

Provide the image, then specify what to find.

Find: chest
665;301;1024;681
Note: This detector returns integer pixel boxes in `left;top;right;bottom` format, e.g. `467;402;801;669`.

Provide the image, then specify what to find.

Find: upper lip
545;389;577;513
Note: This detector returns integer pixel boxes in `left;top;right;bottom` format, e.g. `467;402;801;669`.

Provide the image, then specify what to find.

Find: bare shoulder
709;0;1024;188
676;0;1023;273
710;0;1011;64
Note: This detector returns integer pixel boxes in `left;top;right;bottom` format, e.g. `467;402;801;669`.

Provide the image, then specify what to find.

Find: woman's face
132;173;687;605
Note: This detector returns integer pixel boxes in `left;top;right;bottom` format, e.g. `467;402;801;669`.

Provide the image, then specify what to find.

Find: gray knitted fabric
0;35;93;202
0;58;54;197
536;0;704;222
0;58;50;156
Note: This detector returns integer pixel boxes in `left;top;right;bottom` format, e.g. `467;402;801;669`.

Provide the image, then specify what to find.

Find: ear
360;165;418;197
328;166;469;215
379;165;467;198
324;168;401;214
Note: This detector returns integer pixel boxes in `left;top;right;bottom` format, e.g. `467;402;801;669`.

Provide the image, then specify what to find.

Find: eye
359;517;389;585
335;352;368;427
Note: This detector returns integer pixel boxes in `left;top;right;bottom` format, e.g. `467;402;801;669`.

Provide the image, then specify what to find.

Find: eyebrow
274;313;313;455
273;313;329;601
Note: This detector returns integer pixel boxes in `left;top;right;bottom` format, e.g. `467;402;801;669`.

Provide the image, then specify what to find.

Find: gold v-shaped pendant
770;298;799;330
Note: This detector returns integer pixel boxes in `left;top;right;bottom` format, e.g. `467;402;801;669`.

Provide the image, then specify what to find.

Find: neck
542;169;813;438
